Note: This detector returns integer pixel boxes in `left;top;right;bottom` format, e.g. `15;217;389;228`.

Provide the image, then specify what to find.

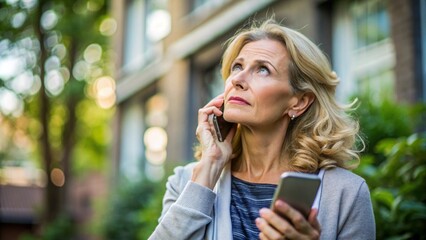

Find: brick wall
388;0;421;103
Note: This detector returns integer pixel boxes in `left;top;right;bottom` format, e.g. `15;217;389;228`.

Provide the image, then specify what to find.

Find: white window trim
332;1;395;102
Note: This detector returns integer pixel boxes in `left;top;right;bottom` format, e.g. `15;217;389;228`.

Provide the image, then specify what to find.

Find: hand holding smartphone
212;104;234;142
271;172;321;219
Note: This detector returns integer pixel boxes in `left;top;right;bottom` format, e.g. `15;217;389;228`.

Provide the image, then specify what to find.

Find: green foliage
20;214;75;240
0;0;114;231
72;99;114;175
40;214;75;240
101;179;166;240
353;94;426;239
355;134;426;239
355;94;414;155
138;183;167;240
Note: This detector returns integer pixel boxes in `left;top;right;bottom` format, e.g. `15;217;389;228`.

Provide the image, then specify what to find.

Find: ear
288;92;315;119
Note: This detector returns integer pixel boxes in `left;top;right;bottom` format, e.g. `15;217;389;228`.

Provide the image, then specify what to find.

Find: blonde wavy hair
195;19;363;172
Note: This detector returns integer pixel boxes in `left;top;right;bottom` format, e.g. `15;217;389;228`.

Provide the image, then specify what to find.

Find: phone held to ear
212;105;234;142
271;172;321;219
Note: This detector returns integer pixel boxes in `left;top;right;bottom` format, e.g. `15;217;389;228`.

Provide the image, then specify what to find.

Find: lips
228;96;250;105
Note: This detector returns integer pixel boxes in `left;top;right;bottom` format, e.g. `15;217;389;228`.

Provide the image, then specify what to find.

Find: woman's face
223;39;297;128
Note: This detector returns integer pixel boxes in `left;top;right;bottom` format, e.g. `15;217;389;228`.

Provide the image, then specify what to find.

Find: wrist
191;160;225;190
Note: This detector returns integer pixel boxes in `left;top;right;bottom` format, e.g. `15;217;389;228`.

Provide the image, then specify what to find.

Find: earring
291;114;296;121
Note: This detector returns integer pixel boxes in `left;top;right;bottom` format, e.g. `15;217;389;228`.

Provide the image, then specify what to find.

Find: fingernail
259;208;268;215
276;200;284;207
313;208;319;217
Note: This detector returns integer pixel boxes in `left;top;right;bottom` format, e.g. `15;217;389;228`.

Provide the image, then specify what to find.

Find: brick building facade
110;0;425;182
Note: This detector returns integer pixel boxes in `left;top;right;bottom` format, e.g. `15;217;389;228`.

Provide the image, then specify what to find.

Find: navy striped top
230;175;277;240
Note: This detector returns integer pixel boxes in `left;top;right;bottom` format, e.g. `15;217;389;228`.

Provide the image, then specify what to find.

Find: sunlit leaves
84;43;102;64
11;11;26;28
0;35;40;116
73;99;114;174
99;17;117;36
49;104;67;149
91;76;115;109
41;9;58;30
0;88;23;117
0;0;114;175
10;70;40;95
0;0;115;115
51;43;67;60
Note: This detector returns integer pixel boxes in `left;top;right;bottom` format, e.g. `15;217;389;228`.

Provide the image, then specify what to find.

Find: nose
230;70;249;90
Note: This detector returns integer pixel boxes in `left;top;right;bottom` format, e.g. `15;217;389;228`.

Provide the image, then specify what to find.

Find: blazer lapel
212;163;233;239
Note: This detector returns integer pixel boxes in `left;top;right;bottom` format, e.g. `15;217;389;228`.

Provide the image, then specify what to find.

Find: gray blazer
149;162;375;240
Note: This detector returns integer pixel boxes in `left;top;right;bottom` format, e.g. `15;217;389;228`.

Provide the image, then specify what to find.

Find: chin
224;105;253;122
224;111;244;124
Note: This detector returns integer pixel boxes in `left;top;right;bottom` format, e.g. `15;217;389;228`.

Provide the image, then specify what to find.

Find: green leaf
414;165;426;179
372;188;395;208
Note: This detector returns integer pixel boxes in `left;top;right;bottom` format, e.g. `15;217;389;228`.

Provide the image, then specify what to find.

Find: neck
232;122;291;184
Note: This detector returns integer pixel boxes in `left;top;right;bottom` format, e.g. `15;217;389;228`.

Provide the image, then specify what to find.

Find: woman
149;19;375;240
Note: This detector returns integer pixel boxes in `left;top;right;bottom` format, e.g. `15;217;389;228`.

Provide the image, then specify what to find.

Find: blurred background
0;0;425;239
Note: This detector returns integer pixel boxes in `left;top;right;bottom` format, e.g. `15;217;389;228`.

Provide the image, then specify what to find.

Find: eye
258;66;270;75
231;63;242;72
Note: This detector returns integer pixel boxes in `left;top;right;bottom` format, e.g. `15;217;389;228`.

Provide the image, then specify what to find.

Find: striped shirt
230;175;277;240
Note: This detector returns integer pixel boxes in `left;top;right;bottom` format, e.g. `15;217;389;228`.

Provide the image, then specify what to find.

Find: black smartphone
212;105;234;142
270;172;321;219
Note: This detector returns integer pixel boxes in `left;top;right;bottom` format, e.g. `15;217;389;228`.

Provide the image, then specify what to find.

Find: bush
355;95;414;156
20;214;75;240
355;134;426;239
100;179;165;240
354;93;426;239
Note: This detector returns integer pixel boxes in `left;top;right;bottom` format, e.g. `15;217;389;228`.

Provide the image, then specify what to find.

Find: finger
203;94;224;108
259;232;275;240
256;217;284;240
275;200;312;233
259;208;298;239
198;95;226;128
197;106;222;125
260;207;288;233
308;208;321;238
195;108;216;141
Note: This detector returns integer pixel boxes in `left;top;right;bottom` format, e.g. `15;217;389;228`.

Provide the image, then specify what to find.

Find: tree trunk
34;0;62;225
60;35;80;215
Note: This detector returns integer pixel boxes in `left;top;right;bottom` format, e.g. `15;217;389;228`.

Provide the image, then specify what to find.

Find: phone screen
212;105;233;142
271;172;321;219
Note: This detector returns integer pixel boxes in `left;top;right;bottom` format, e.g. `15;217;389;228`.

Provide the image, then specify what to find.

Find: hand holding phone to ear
213;104;234;142
192;95;236;189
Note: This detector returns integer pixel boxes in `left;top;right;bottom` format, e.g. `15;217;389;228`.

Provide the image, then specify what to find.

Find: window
122;0;170;73
351;0;390;48
119;103;145;182
119;90;168;182
143;93;168;182
333;0;395;102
